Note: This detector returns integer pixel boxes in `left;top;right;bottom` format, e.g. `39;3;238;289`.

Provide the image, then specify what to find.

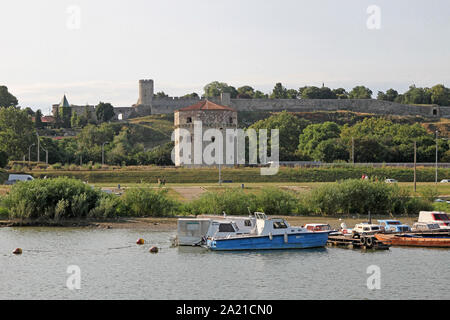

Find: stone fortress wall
54;79;450;120
134;79;447;118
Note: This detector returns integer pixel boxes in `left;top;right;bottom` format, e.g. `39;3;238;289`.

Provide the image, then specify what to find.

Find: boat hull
207;232;328;251
375;234;450;248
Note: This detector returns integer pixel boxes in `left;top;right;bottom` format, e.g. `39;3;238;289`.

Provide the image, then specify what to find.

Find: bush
307;179;424;216
121;187;178;217
51;163;62;170
88;194;125;218
254;187;299;215
419;187;439;203
187;189;257;216
4;177;102;220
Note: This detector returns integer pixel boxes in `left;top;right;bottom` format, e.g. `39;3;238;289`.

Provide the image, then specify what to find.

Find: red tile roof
177;100;235;112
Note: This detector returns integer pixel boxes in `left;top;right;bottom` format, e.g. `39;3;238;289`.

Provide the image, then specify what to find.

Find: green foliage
0;107;35;160
348;86;373;99
307;179;430;216
95;102;115;123
270;83;297;99
298;122;341;160
4;177;102;220
250;111;309;160
419;186;439;203
121;187;178;217
0;86;18;107
299;86;336;99
187;188;257;216
254;187;299;215
204;81;238;98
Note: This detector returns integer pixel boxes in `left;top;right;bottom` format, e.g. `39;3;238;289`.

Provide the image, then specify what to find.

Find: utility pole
435;130;438;184
414;140;417;193
351;137;355;164
28;143;35;166
42;147;48;165
36;131;40;163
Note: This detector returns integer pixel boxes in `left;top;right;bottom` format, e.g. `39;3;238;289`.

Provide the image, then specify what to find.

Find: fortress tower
133;79;154;115
174;100;238;167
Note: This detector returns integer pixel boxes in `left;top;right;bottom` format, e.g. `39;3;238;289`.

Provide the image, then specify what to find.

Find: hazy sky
1;0;449;112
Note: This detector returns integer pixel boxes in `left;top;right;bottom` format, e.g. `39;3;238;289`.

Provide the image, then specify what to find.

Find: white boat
175;214;255;246
206;212;329;251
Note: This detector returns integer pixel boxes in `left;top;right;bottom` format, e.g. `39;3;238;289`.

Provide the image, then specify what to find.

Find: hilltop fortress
53;79;450;120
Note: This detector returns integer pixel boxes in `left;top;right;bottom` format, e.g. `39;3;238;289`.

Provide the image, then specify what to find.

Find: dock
327;235;390;250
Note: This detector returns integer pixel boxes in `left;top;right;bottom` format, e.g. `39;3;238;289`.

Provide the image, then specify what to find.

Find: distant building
174;100;238;167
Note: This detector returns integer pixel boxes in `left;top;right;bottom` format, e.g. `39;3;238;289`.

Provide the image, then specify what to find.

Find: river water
0;227;448;300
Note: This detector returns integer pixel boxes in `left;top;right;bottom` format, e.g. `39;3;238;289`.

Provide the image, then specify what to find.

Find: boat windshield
433;213;450;221
388;221;401;225
273;221;288;229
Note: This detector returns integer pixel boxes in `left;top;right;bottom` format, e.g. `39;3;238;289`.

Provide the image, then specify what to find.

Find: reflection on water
0;227;449;300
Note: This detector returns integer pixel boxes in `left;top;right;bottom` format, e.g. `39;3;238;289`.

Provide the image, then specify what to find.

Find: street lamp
28;143;35;166
435;130;438;184
102;142;109;166
42;147;49;165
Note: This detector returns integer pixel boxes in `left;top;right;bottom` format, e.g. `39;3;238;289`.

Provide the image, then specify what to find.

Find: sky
0;0;449;112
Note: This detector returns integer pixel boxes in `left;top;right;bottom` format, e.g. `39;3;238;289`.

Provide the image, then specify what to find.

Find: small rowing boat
375;233;450;248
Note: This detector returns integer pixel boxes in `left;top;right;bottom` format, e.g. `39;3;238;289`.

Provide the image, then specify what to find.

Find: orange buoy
136;238;145;245
13;248;22;255
149;246;159;253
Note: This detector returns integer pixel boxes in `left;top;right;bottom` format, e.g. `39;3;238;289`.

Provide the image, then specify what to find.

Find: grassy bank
24;166;450;184
0;177;437;222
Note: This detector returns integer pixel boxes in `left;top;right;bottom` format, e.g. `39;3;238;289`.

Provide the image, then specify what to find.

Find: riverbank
0;215;421;231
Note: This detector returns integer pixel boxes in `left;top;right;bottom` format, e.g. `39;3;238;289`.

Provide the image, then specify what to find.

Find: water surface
0;227;448;299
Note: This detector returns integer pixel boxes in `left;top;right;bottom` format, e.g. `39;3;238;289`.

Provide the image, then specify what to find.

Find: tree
312;139;349;162
270;83;288;99
0;107;35;160
181;92;199;99
0;86;18;107
70;112;81;128
95;102;115;123
250;111;310;160
298;122;341;159
429;84;450;106
155;91;169;98
237;86;255;99
59;105;72;128
253;90;268;99
348;86;372;99
203;81;238;98
332;88;348;99
35;109;43;128
402;85;431;104
300;86;336;99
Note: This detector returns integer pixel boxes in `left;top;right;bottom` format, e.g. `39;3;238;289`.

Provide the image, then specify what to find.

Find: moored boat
206;212;329;251
375;233;450;248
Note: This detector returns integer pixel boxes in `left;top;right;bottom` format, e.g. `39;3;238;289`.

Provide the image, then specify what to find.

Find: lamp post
28;143;35;166
42;147;49;165
102;142;109;166
36;131;40;163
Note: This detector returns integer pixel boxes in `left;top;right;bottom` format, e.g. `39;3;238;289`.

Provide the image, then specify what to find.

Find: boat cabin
412;222;441;232
304;224;333;232
418;211;450;229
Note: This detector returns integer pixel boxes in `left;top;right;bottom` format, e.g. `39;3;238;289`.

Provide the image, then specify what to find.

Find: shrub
254;187;299;215
4;177;102;220
51;163;62;170
89;194;125;218
419;187;439;203
121;187;178;217
187;188;256;216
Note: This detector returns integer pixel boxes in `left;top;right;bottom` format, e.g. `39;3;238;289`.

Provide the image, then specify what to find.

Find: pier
327;235;390;250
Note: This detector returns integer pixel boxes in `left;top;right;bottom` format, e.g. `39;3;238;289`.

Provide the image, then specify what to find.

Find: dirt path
171;186;207;201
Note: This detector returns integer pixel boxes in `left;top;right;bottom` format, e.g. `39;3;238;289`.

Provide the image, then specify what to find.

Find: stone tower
174;100;238;167
134;79;154;115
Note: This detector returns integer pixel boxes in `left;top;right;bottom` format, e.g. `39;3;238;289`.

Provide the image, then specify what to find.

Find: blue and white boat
206;212;329;251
